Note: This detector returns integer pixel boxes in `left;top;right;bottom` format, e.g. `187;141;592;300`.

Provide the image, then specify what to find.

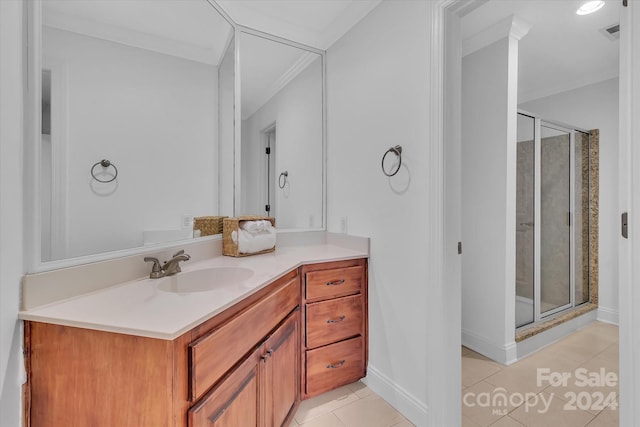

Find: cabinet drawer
306;295;362;349
305;336;364;396
305;265;363;301
189;276;299;401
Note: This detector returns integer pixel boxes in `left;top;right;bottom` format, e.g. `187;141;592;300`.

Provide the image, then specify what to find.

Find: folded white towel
239;220;273;234
233;227;276;254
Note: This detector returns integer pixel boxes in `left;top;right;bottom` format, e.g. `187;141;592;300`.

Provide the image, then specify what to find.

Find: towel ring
278;171;288;189
91;159;118;183
381;145;402;177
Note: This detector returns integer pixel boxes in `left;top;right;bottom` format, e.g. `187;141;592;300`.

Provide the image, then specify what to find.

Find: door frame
42;56;69;262
261;122;276;217
434;0;639;425
617;1;640;425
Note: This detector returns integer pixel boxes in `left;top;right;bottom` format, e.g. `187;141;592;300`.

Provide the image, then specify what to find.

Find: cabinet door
189;347;262;427
262;310;300;427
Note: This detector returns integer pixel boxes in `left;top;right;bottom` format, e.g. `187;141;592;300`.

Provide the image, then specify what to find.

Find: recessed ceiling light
577;1;605;15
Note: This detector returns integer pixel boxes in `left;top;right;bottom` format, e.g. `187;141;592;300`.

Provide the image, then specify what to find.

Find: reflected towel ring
91;159;118;183
278;171;288;189
381;145;402;177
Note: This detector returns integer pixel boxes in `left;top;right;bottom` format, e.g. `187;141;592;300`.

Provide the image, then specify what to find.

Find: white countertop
18;244;367;340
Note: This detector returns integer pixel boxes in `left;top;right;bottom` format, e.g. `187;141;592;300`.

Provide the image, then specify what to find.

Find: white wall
0;1;25;425
461;37;519;364
240;57;323;229
326;1;430;424
44;27;218;259
519;78;620;324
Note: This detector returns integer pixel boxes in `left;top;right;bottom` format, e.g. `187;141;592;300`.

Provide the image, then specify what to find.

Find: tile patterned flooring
291;321;617;427
462;321;619;427
290;381;414;427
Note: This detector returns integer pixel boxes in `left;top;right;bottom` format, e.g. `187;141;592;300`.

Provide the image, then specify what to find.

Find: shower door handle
622;212;628;239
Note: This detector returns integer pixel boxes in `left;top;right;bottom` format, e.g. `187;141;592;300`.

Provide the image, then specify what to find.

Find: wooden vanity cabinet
300;258;368;399
25;270;301;427
188;310;299;427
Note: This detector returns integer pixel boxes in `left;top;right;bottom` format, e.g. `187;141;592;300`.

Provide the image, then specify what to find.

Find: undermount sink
156;267;254;293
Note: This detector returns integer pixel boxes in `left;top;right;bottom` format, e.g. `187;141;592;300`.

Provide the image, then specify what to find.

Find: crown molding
463;14;532;57
242;51;319;119
44;10;221;65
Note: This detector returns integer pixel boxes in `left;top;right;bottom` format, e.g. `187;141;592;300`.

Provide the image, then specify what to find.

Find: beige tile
488;415;525;426
461;322;619;427
485;344;584;398
333;395;406;427
294;386;360;424
462;414;483;426
586;399;619;426
547;354;619;415
581;322;619;337
575;327;619;347
509;391;596;427
483;362;547;397
595;343;618;367
462;381;517;427
463;346;473;356
517;345;583;371
462;351;503;388
297;412;346;427
546;329;616;364
346;380;374;398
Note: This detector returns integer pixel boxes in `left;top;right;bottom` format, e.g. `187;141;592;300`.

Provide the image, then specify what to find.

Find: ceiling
42;1;615;114
225;0;620;108
42;0;379;120
461;0;621;103
43;0;233;65
216;0;381;50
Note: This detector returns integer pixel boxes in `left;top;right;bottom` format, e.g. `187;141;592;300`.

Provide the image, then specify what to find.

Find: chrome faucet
144;250;190;279
162;250;190;275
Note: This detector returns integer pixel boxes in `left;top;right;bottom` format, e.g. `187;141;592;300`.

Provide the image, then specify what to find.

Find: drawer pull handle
327;360;346;369
326;279;345;286
326;315;346;324
261;349;274;362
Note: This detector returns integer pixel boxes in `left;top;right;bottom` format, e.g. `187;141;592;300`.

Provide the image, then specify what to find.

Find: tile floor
462;321;619;427
290;381;414;427
290;322;617;427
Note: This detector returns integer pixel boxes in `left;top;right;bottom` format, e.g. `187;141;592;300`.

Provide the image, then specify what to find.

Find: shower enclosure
516;112;592;328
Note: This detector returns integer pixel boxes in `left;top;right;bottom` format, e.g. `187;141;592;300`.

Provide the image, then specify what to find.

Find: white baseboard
597;307;619;325
362;365;428;427
461;329;517;365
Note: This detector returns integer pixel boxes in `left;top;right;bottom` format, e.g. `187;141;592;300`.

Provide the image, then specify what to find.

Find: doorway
438;0;628;425
263;125;276;217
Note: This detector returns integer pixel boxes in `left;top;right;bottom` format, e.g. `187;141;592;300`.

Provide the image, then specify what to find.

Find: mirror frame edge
25;0;43;273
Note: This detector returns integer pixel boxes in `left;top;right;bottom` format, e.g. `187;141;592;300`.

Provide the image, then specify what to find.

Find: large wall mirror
236;30;324;230
36;0;234;265
28;0;326;271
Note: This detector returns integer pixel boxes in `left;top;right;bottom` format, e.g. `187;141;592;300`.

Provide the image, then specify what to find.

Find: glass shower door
516;113;591;329
539;124;572;315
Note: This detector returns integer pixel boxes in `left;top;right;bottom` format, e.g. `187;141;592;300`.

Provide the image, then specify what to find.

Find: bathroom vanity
301;259;367;398
21;245;368;427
